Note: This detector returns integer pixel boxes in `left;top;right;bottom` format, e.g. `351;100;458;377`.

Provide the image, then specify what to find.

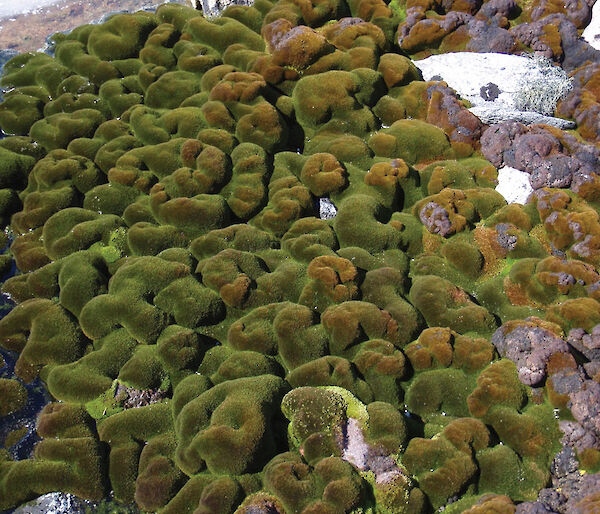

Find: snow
0;0;59;18
495;166;534;205
416;52;530;109
414;52;574;128
583;0;600;50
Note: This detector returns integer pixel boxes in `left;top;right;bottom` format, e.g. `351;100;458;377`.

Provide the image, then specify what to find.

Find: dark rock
511;15;600;72
480;82;501;101
481;121;528;168
567;326;600;361
551;447;579;480
549;369;584;396
477;0;517;20
531;0;592;29
560;419;599;453
491;321;570;386
480;121;600;194
466;18;518;53
584;361;600;379
425;82;484;146
515;502;555;513
568;379;600;435
528;155;575;189
538;487;566;512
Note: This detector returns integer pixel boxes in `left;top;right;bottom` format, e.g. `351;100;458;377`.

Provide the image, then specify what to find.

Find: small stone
319;198;337;220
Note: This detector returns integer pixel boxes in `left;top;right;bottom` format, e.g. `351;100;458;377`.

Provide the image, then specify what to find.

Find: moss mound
0;0;598;512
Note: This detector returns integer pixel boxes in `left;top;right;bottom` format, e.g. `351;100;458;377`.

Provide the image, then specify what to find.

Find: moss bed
0;0;600;512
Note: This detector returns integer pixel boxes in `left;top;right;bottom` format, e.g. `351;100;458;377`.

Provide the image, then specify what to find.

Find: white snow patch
495;166;534;205
583;0;600;50
319;198;337;219
414;52;574;127
0;0;57;18
416;52;529;109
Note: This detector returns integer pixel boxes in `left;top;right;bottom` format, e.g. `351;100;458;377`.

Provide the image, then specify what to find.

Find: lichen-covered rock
480;121;600;196
491;318;569;386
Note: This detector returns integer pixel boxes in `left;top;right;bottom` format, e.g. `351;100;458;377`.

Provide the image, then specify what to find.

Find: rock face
416;53;570;111
470;106;576;129
414;52;575;128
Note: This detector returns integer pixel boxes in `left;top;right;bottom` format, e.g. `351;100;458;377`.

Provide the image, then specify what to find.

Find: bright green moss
263;452;366;512
87;13;159;61
30;109;107;151
97;401;174;502
48;329;136;403
175;374;288;475
403;418;489;508
409;274;498;337
286;355;374;403
281;386;347;453
0;2;577;512
477;444;549;501
293;70;378;139
0;94;45;136
0;378;27;416
368;119;455;165
405;367;474;420
84;380;125;421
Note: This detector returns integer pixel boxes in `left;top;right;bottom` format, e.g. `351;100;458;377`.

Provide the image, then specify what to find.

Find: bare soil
0;0;191;54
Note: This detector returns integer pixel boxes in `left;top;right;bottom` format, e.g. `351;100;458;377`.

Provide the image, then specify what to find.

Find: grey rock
469;106;576;128
13;493;88;514
115;383;168;409
516;502;555;513
549;369;585;396
491;322;570;386
466;18;520;53
496;223;518;250
480;82;501;102
584;361;600;379
567;326;600;361
480;121;600;195
569;379;600;435
551;447;579;480
560;419;599;453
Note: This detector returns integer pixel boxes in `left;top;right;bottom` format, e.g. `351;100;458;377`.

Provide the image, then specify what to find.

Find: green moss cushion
0;1;587;512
